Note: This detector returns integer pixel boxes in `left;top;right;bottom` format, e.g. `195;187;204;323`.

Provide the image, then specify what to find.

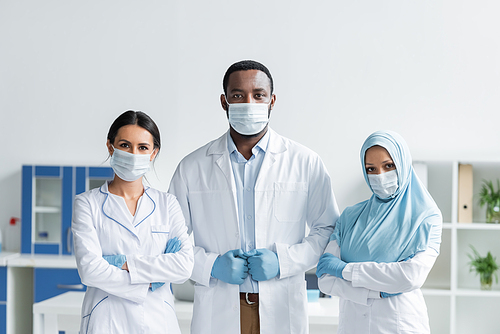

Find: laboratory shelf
454;223;500;230
421;288;452;296
442;222;453;229
33;207;61;214
422;160;500;334
7;254;77;269
455;289;500;297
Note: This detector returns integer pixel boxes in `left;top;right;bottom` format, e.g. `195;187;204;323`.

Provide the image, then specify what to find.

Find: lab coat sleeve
276;155;340;279
318;240;380;306
126;197;194;285
72;195;149;304
168;165;219;287
342;247;438;294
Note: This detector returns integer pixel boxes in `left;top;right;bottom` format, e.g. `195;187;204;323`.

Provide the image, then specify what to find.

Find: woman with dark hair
317;130;442;334
72;110;194;334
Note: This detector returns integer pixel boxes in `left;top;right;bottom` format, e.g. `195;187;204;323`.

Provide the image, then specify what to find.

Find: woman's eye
232;94;242;99
386;163;395;169
366;167;375;173
139;146;149;151
119;143;129;148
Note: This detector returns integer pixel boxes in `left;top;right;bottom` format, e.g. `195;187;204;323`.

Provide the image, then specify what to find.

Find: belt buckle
245;292;256;305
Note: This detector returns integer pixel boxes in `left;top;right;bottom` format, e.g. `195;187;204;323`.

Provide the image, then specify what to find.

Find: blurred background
1;1;499;333
2;0;499;219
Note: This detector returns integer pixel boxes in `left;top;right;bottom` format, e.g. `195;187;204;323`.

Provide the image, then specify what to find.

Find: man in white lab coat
169;60;340;334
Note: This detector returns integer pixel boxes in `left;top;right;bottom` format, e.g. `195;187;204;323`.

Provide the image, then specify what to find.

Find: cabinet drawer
0;304;5;334
0;267;6;302
34;268;86;302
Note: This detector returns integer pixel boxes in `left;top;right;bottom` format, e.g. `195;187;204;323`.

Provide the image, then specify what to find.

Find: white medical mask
110;146;153;182
226;98;271;135
368;170;399;199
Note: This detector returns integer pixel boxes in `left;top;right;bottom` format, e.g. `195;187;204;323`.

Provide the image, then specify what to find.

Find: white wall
1;0;499;237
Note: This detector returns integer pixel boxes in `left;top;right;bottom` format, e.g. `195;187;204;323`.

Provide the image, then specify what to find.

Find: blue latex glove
380;292;402;298
211;249;249;285
246;249;280;281
165;237;181;253
103;254;127;269
316;253;347;279
151;282;164;292
151;237;183;292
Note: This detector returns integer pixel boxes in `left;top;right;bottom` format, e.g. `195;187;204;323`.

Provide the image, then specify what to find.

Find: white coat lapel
99;182;138;238
208;132;237;192
256;129;287;184
132;187;156;228
208;132;239;221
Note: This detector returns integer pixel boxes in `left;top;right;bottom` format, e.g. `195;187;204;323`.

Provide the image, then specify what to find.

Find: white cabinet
421;161;500;334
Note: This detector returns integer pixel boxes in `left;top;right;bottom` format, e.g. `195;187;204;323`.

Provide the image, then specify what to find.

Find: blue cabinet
0;267;6;334
21;165;114;254
0;304;5;334
34;268;86;303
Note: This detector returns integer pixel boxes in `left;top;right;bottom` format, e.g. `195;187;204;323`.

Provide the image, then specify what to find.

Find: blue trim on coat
99;186;136;236
135;188;156;228
82;295;108;334
164;300;175;312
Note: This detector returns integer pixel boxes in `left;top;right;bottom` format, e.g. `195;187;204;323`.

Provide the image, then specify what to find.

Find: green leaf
467;245;499;283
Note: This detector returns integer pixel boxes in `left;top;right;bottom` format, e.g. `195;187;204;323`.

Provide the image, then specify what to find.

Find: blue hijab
332;131;442;263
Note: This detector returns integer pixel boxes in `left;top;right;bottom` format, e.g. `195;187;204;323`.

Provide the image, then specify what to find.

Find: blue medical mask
226;97;271;135
368;170;399;199
110;146;153;182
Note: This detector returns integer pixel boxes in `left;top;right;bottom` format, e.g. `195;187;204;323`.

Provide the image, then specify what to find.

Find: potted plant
478;179;500;223
467;245;499;290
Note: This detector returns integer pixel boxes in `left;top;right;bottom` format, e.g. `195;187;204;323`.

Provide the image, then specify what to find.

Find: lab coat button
235;233;239;238
247;215;252;220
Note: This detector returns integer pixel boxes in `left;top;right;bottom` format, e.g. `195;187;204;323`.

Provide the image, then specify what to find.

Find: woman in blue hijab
317;131;442;334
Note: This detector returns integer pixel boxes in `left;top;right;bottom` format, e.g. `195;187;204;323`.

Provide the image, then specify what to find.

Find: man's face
221;69;275;114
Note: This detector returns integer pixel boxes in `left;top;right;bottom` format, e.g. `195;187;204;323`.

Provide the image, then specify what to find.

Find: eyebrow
229;88;244;93
365;160;393;165
118;139;151;146
229;87;268;93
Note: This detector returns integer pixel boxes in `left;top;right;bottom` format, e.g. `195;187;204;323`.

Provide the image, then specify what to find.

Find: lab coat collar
207;128;286;156
98;181;155;238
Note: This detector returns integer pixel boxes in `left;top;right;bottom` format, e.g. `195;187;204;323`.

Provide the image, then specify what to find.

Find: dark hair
107;110;161;157
222;60;274;96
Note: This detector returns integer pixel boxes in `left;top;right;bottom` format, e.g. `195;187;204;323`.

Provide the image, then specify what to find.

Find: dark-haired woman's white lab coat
73;182;194;334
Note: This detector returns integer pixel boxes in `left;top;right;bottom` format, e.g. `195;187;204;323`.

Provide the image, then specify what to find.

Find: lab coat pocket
192;283;215;333
398;313;429;333
396;291;430;333
288;280;308;332
274;182;308;223
81;296;110;334
151;225;170;252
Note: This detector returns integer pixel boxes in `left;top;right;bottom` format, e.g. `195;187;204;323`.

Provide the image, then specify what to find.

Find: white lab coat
169;129;339;334
73;182;194;334
318;238;439;334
